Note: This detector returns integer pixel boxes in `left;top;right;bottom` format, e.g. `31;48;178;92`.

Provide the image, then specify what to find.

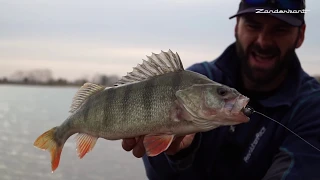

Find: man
122;0;320;179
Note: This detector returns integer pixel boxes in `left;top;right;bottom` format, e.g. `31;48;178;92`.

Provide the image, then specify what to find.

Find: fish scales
33;50;250;172
100;71;204;138
64;71;209;140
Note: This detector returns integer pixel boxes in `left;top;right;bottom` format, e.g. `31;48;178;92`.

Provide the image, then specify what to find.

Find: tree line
0;69;119;87
0;69;319;87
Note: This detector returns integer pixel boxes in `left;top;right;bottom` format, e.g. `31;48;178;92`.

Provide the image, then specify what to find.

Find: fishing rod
242;105;320;153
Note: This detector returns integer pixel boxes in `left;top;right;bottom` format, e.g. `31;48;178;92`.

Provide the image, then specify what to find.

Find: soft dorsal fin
113;49;184;86
69;83;105;113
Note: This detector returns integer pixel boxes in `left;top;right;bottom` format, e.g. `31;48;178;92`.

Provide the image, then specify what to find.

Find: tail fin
33;127;63;173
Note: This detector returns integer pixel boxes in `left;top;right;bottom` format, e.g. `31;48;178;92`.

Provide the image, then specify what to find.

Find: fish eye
217;87;228;96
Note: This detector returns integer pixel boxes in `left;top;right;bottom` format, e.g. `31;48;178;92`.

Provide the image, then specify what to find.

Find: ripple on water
0;164;7;169
64;142;75;149
0;102;9;113
3;120;10;128
22;130;29;135
38;155;47;160
12;137;29;144
9;150;17;156
0;129;11;134
13;170;24;175
2;175;11;180
1;136;8;141
20;105;35;113
9;114;17;123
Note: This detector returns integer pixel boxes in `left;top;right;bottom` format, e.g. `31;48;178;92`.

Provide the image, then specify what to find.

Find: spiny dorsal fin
113;49;184;86
69;83;105;113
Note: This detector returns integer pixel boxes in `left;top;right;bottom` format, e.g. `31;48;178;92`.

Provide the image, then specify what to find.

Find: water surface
0;85;147;180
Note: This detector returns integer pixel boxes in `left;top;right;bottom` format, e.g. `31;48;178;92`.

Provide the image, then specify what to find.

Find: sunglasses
243;0;305;10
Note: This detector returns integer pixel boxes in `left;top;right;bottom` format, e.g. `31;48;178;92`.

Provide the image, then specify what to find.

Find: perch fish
33;50;250;172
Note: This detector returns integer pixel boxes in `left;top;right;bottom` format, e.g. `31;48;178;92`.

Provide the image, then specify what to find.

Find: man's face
235;14;305;85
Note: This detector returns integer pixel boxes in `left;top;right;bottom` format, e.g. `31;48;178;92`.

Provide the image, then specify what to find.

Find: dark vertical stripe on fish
65;119;72;129
122;84;133;123
82;98;91;122
104;88;116;126
172;72;182;92
143;79;154;122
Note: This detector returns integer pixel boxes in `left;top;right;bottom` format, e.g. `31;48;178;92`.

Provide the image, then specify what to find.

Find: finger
179;134;195;149
132;136;146;158
165;136;185;155
122;138;137;151
165;134;195;155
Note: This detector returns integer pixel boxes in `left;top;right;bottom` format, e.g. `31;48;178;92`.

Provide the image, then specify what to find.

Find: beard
235;34;296;85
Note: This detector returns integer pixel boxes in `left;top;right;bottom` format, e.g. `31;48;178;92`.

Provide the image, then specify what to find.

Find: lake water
0;85;147;180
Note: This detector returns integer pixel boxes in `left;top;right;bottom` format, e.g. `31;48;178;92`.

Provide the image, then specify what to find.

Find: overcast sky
0;0;319;81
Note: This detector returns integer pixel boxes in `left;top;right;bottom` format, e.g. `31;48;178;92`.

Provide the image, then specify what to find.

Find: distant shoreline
0;82;82;87
1;75;319;88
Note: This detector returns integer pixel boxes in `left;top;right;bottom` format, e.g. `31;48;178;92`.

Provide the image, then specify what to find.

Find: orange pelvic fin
75;133;98;159
33;127;62;173
143;134;174;156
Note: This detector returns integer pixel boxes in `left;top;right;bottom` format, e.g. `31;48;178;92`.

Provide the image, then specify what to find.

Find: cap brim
229;7;303;26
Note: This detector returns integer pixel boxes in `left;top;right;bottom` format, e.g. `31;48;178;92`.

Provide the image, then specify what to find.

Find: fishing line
243;106;320;153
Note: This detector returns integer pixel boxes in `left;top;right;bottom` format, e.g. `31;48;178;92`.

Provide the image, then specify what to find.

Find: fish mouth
175;92;250;124
224;95;250;122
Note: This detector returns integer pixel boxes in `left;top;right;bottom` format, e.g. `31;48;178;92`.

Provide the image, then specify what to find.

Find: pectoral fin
143;134;174;156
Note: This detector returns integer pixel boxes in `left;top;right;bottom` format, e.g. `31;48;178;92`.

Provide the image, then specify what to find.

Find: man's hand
122;134;196;158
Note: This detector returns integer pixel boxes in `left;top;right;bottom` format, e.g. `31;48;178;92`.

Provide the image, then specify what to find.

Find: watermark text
256;8;310;14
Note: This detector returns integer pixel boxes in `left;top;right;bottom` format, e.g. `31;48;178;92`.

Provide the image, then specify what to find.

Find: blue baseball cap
229;0;306;26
